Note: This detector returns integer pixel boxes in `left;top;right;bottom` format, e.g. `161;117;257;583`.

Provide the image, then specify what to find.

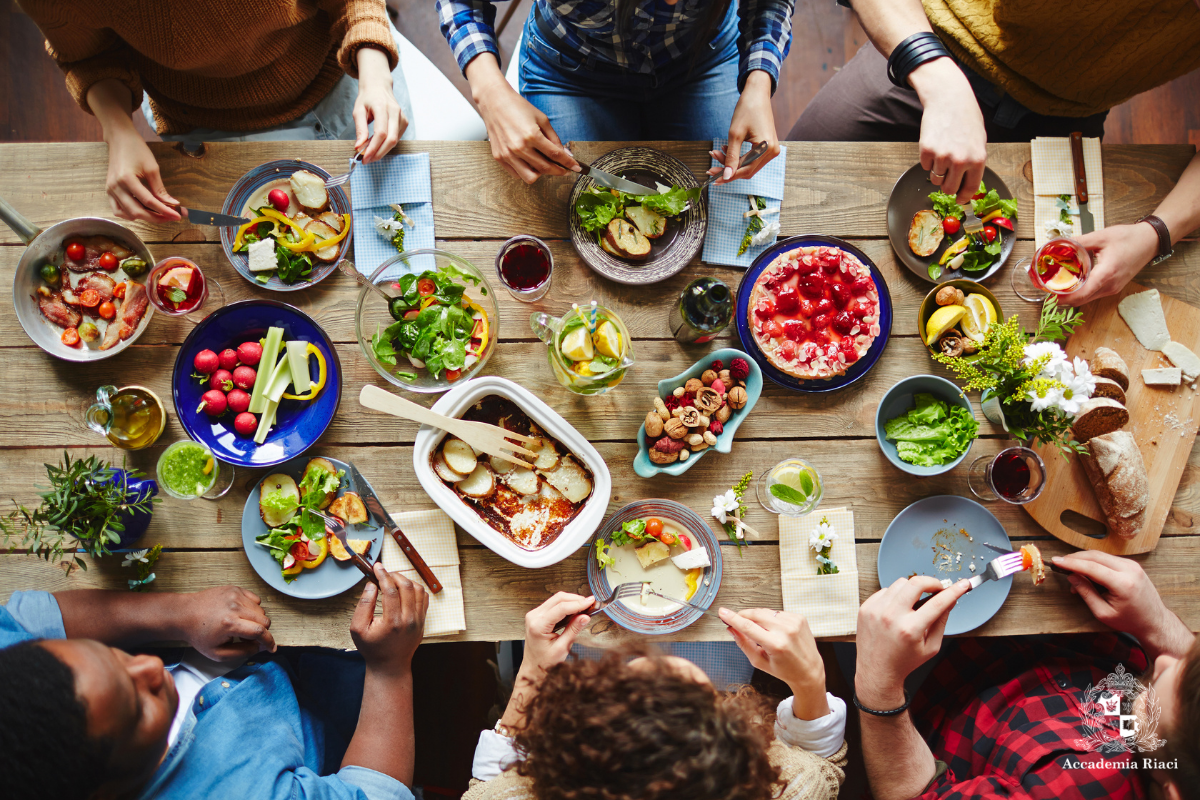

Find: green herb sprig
721;472;753;550
738;196;767;256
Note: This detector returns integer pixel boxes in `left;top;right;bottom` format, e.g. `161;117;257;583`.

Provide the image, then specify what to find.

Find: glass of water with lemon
757;458;823;516
531;301;635;395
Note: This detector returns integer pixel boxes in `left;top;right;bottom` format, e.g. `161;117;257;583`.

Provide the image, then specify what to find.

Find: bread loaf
1071;397;1129;443
1079;431;1148;539
1090;347;1130;391
1090;377;1126;405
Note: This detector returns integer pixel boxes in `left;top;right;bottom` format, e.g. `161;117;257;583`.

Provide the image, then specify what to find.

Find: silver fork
551;582;644;633
324;153;363;189
913;550;1025;609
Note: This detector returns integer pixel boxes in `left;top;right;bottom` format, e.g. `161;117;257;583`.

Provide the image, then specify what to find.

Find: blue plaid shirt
436;0;794;91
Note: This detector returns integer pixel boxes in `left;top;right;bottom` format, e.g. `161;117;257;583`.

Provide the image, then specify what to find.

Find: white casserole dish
413;376;612;568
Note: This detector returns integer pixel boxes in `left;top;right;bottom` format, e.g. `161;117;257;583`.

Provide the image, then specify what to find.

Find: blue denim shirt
0;592;412;800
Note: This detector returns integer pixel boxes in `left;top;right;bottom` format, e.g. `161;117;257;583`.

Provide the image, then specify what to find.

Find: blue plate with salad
886;164;1017;284
220;159;352;292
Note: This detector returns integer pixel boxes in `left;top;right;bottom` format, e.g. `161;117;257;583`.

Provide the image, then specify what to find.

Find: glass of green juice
156;440;234;500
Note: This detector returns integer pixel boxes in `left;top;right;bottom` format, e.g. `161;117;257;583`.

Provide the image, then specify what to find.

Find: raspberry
730;358;750;381
710;359;724;371
709;420;724;435
662;394;681;411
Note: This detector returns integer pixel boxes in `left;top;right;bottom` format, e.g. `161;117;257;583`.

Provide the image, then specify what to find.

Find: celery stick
266;357;294;404
249;327;285;413
254;398;280;445
285;340;312;395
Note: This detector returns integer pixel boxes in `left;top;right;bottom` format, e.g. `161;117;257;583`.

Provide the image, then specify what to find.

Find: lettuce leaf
884;397;979;466
972;190;1018;221
610;518;648;546
639;186;700;217
595;539;615;569
300;465;343;509
256;527;297;566
574;189;626;233
928;191;963;220
261;489;299;519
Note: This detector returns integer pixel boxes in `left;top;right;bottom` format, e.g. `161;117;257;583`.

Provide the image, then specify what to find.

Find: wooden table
1;141;1198;650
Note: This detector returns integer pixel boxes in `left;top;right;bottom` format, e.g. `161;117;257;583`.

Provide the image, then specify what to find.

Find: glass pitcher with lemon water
531;302;635;395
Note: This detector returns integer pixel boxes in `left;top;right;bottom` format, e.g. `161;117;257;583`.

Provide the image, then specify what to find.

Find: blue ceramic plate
874;375;974;477
240;455;384;599
735;235;893;393
219;159;352;292
172;300;342;468
877;495;1012;636
586;500;722;635
633;347;762;478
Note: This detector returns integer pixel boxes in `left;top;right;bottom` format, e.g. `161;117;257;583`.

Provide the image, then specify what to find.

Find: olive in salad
370;264;490;382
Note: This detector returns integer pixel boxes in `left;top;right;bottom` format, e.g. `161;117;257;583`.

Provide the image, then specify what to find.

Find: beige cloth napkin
1030;137;1106;247
379;508;465;637
779;507;859;637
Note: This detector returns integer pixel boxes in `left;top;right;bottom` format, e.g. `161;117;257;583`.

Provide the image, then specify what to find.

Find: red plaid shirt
908;634;1149;800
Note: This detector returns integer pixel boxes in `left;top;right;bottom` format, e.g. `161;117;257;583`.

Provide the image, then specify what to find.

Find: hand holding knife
349;464;443;594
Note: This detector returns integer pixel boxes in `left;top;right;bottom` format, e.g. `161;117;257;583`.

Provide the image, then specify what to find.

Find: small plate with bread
568;146;706;286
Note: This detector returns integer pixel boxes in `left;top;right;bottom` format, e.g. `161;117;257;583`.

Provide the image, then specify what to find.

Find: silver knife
1069;132;1095;235
347;463;443;594
567;148;657;196
644;589;723;621
173;204;252;227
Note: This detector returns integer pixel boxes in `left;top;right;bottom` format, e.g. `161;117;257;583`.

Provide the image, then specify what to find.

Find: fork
982;542;1084;583
358;384;539;468
308;509;378;586
551;582;645;633
913;549;1025;610
324;152;363;189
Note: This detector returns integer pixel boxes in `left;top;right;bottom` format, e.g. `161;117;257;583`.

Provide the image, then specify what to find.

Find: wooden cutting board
1024;282;1200;554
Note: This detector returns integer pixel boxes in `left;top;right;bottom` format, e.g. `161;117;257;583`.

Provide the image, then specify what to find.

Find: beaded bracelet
887;32;953;89
853;689;912;717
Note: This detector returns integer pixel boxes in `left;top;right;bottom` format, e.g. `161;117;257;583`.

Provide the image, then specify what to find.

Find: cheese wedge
1162;341;1200;382
1117;289;1171;351
1141;367;1182;386
670;548;711;570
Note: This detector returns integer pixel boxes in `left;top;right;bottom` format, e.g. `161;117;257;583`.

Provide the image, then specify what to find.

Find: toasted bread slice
625;205;666;239
635;540;670;569
289;170;329;213
908;209;944;257
604;219;652;260
304;219;341;263
302;458;338;509
260;474;300;528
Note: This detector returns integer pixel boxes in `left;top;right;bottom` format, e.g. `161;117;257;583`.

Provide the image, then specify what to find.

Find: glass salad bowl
353;249;499;394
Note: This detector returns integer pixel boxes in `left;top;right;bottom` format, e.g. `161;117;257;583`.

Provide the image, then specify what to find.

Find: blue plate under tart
172;300;342;468
735;234;893;393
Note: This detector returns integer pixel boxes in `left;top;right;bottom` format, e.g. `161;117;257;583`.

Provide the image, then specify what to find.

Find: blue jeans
518;3;741;143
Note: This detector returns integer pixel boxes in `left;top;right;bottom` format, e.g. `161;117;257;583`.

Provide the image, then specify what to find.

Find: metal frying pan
1;195;156;362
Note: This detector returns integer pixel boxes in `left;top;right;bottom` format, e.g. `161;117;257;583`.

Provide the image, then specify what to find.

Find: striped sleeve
436;0;502;74
737;0;796;93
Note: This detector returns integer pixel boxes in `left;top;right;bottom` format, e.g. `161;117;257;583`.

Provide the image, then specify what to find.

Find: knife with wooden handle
1069;132;1095;235
348;463;443;594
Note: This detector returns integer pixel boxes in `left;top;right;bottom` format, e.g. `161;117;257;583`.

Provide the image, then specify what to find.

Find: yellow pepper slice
467;300;489;355
684;568;702;601
281;343;328;401
277;231;317;252
979;209;1006;223
233;215;278;250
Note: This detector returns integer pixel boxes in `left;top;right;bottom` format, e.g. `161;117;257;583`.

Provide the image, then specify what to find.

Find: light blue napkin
701;139;787;268
349;153;436;279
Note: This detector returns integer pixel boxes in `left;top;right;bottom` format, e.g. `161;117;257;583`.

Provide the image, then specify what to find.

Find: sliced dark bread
1079;430;1148;540
1091;377;1126;405
1072;397;1129;443
1090;347;1130;391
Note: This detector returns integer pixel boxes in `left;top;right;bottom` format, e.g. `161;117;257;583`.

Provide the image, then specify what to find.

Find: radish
193;349;219;374
197;389;227;417
227;389;251;414
233;365;257;390
219;348;239;371
237;341;263;366
267;188;290;213
210;369;234;392
234;412;258;436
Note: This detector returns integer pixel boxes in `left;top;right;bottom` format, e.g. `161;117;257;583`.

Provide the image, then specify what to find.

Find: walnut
701;369;718;386
649;448;679;465
962;339;979;354
936;285;965;306
644;412;664;438
653;436;686;454
727;386;748;410
703;430;718;446
684;378;704;394
685;433;705;446
693;387;723;414
653;397;670;421
679;407;702;427
938;331;966;357
673;386;686;398
664;418;688;439
718;369;732;385
716;405;732;423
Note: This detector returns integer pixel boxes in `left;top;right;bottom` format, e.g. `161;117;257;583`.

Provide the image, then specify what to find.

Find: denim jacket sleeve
0;590;66;648
737;0;796;93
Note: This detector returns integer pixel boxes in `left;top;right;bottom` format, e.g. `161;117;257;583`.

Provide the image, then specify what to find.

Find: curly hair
513;648;782;800
1164;638;1200;799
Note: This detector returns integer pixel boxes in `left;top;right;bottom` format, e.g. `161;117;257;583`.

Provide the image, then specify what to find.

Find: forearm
1152;150;1200;244
465;53;509;104
1141;611;1197;662
788;675;831;721
356;45;393;87
53;590;192;645
86;79;140;142
856;678;936;800
342;668;416;786
499;666;540;731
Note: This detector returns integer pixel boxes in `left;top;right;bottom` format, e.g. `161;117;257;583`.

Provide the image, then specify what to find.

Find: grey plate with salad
886;165;1017;284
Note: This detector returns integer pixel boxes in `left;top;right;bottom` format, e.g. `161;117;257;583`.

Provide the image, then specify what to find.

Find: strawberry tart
747;245;882;380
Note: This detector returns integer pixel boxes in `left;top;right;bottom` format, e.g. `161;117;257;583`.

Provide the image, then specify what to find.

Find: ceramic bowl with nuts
633;347;763;478
916;279;1004;361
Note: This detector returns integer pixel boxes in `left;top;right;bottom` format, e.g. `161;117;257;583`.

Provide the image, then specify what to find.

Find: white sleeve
773;694;847;759
471;729;520;781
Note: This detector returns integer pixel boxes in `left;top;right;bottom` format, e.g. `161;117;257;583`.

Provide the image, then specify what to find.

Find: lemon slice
961;293;998;342
560;326;594;362
925;304;967;345
773;465;818;498
592;320;622;359
1043;269;1080;293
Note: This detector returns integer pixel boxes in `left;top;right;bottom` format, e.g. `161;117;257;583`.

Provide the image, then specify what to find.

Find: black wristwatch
1139;214;1174;265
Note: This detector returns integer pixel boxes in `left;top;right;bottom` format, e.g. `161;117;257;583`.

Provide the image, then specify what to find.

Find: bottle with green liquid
668;277;733;344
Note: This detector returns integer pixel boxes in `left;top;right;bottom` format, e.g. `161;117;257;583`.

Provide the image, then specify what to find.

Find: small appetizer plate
634;347;762;478
587;499;723;636
886;164;1014;284
241;455;383;599
173;300;342;468
916;279;1004;359
875;375;975;477
877;495;1012;635
568;146;706;286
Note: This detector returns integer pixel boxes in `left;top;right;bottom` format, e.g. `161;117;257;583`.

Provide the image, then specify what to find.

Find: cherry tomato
982;225;998;243
113;282;127;299
97;301;116;320
61;327;80;346
942;216;961;235
65;241;85;262
645;518;663;539
417;278;437;296
78;289;101;308
658;530;676;546
445;368;462;382
98;251;119;271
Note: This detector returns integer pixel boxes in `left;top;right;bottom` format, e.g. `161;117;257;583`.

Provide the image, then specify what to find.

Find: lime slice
960;293;997;342
925;304;967;345
560;326;594;362
592;320;622;359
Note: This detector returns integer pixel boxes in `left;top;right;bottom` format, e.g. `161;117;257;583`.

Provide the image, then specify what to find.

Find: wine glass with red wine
495;235;553;302
967;447;1046;504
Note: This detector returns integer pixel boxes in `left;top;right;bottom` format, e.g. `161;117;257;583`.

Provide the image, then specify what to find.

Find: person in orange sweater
19;1;413;222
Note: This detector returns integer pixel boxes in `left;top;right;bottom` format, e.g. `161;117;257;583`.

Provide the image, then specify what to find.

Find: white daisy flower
1023;342;1067;376
121;549;150;568
1028;384;1064;413
373;215;405;234
809;520;838;552
749;221;780;247
711;489;740;524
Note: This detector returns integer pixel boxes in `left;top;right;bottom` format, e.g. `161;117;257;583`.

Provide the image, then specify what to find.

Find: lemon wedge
1043;269;1081;293
773;465;818;499
925;304;967;345
592;320;622;359
560;326;594;362
961;294;998;342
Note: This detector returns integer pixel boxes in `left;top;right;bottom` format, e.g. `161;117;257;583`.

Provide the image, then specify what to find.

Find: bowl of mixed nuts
633;347;763;478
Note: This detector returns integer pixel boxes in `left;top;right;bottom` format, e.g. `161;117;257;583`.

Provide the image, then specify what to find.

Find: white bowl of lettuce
875;375;978;476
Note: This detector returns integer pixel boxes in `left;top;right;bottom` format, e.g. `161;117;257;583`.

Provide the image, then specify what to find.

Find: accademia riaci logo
1074;664;1166;754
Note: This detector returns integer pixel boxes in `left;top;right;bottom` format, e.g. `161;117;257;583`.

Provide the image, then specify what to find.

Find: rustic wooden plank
1;535;1195;646
2;142;1192;245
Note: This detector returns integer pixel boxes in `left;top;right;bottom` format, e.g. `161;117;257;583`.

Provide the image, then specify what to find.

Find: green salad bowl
875;375;975;477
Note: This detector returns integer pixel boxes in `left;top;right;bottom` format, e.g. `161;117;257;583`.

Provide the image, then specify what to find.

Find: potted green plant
1;452;158;570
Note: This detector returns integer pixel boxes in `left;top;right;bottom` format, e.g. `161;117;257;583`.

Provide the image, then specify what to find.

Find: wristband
887;32;953;89
1138;214;1174;265
853;689;912;716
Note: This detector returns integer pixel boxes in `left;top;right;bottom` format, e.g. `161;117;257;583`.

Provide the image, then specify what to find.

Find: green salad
575;185;699;239
925;182;1018;280
884;393;978;467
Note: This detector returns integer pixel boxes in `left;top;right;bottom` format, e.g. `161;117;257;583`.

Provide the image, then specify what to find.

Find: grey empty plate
876;495;1013;635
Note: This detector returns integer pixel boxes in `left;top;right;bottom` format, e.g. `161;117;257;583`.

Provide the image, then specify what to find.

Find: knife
172;204;252;227
566;146;658;196
1069;132;1095;235
348;464;443;594
309;509;378;587
644;589;724;621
